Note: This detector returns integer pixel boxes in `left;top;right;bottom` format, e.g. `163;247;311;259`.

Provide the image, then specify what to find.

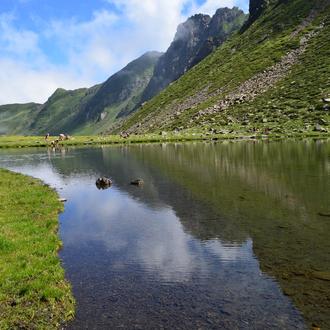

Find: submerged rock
130;179;144;186
318;212;330;218
96;177;112;190
312;271;330;282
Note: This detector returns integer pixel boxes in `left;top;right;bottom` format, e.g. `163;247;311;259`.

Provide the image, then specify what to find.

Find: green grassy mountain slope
29;51;162;135
118;0;330;135
75;51;163;134
29;86;100;135
0;52;161;136
0;103;41;135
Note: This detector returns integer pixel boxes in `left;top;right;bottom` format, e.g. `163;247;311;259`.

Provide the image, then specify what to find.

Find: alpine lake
1;139;329;329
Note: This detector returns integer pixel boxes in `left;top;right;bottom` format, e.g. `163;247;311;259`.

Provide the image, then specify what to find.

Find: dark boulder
96;177;112;190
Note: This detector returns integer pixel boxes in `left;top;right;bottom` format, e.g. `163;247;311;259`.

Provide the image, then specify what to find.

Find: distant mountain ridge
0;7;246;135
26;51;162;135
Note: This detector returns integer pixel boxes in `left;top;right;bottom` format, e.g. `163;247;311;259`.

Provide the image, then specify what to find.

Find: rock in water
130;179;144;186
96;177;112;190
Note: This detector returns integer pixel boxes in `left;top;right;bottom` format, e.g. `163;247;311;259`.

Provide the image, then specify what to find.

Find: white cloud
0;12;95;104
190;0;236;15
0;58;91;105
0;1;248;105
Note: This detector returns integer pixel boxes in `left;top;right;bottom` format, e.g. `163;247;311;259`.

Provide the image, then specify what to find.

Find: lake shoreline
0;168;75;329
0;132;329;149
1;140;329;329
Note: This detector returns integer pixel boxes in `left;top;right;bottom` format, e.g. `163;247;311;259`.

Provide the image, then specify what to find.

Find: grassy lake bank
0;131;329;148
0;168;74;329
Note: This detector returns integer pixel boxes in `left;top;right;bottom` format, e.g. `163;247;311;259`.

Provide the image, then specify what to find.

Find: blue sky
0;0;249;104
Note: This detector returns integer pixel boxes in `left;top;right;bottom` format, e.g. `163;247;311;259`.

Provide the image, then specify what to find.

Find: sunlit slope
0;103;41;135
118;0;330;134
29;87;99;135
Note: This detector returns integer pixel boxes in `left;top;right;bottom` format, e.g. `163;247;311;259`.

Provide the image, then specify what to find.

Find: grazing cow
59;133;70;141
120;132;130;139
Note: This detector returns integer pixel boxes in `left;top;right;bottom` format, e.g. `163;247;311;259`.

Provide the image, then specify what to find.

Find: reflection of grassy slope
0;169;74;328
128;140;330;328
0;103;41;135
120;0;330;134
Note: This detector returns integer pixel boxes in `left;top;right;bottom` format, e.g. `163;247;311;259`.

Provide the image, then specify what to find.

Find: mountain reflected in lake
1;139;329;329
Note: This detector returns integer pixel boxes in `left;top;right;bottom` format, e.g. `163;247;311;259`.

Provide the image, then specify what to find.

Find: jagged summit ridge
138;7;247;105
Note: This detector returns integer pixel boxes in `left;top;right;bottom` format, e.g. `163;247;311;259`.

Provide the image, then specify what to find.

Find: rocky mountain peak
140;7;247;104
174;14;211;42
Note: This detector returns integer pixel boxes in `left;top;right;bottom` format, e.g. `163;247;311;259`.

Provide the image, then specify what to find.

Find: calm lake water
1;140;329;329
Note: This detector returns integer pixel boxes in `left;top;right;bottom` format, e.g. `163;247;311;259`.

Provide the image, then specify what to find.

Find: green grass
0;168;75;329
0;131;329;149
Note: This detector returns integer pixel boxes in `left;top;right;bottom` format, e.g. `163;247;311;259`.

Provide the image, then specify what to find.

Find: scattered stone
96;177;112;190
130;179;144;186
314;124;327;132
322;98;330;103
10;300;17;307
